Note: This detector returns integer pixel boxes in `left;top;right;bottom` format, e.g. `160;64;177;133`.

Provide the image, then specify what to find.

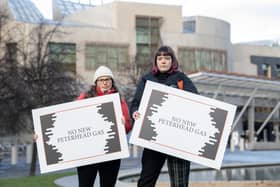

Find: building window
261;64;271;78
85;44;128;71
136;17;160;45
183;20;196;33
178;47;227;72
275;64;280;79
48;42;76;72
6;43;17;63
135;16;161;72
251;56;280;79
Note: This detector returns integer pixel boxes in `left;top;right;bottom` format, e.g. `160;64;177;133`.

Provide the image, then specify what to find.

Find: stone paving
53;149;280;187
1;149;280;186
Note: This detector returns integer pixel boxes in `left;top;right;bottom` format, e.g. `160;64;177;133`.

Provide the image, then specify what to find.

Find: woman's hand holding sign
132;111;141;120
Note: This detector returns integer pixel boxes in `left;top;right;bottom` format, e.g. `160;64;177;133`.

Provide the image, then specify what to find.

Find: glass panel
151;45;158;56
179;49;196;72
48;42;76;73
97;52;106;64
194;50;201;70
118;47;128;63
85;44;128;71
221;53;226;71
212;52;219;71
108;48;118;58
275;64;280;79
136;16;160;45
108;48;118;69
136;28;149;44
178;49;185;70
136;16;161;72
210;51;215;70
178;48;226;72
183;20;196;33
187;50;196;71
151;18;159;27
151;28;159;44
86;45;97;55
85;58;96;69
200;50;207;70
136;17;149;27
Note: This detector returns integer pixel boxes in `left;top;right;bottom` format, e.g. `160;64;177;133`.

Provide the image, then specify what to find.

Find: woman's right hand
132;111;141;120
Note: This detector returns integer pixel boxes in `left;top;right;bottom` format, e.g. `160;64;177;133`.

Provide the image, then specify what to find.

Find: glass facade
178;47;227;72
135;16;161;72
85;44;128;71
183;20;196;33
56;0;94;17
276;64;280;79
8;0;44;23
48;42;76;72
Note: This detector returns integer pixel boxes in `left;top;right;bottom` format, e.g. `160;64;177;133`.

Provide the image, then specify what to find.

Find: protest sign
32;93;129;173
130;81;236;169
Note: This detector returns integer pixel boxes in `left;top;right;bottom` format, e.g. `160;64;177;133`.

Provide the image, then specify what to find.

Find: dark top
130;71;198;122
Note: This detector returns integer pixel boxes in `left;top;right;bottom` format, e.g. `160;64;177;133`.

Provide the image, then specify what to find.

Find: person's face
96;76;112;92
156;55;172;73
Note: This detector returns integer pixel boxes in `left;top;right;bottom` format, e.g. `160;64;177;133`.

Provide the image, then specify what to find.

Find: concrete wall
58;2;233;80
4;1;280;83
232;44;280;75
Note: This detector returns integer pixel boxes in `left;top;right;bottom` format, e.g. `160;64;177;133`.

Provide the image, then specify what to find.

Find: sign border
130;81;236;169
32;93;129;173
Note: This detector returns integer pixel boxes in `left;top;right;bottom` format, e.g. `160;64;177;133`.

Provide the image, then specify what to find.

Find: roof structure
55;0;94;18
8;0;44;23
189;72;280;100
237;39;280;47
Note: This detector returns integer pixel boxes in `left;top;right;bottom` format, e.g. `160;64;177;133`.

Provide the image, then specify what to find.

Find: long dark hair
86;79;119;98
152;45;179;75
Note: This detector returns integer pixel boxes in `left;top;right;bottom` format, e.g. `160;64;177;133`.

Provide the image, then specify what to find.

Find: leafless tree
115;55;153;106
0;9;85;175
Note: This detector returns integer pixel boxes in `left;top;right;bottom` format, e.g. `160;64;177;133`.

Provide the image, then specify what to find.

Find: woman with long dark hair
130;46;198;187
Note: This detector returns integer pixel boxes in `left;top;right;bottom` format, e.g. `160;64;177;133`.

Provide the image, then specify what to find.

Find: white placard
32;93;129;173
130;81;236;169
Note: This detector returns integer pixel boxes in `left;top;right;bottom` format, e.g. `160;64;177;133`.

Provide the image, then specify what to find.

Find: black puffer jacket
130;71;198;120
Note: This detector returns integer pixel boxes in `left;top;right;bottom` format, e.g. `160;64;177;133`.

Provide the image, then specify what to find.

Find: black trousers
138;148;190;187
77;159;121;187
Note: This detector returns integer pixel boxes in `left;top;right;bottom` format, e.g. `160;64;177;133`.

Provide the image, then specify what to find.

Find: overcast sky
31;0;280;43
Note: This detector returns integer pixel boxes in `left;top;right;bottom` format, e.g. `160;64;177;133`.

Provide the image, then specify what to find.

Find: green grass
0;172;75;187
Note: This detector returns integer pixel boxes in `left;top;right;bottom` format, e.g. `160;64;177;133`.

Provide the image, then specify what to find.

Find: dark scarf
156;72;170;83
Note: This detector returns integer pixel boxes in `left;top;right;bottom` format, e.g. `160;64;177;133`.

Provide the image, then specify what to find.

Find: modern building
2;0;280;149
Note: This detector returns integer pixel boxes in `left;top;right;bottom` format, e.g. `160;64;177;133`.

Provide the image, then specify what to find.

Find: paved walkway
55;175;135;187
54;149;280;187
